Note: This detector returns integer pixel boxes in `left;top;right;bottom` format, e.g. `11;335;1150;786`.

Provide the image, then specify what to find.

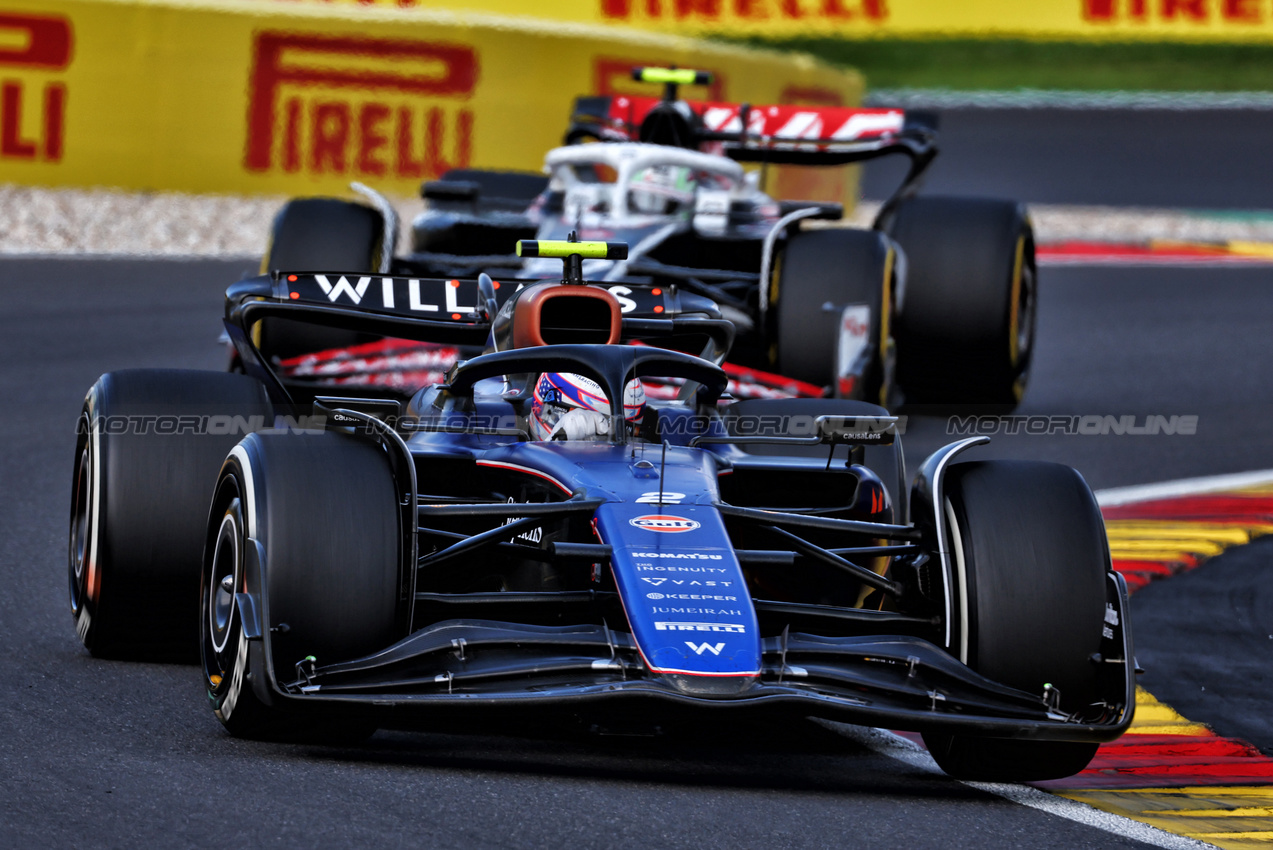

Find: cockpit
543;143;746;222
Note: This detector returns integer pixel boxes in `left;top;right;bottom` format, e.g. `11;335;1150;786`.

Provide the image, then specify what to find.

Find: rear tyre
413;170;544;256
435;169;549;212
259;198;386;360
202;430;402;740
885;196;1036;408
68;370;273;659
922;460;1108;781
772;228;896;403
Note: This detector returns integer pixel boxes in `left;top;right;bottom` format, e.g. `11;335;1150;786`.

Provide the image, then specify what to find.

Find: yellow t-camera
631;67;713;87
516;240;628;261
516;239;629;284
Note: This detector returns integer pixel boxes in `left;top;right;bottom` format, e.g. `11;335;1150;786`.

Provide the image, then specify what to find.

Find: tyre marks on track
1033;476;1273;849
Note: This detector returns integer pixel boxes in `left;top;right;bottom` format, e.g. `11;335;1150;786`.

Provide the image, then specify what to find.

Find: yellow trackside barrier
0;0;861;200
241;0;1273;42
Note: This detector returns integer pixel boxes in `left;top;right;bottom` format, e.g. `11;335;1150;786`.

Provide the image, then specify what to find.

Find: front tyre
925;733;1098;785
202;430;403;740
922;460;1109;782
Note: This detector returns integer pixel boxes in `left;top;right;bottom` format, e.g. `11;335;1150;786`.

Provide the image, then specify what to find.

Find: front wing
250;575;1135;743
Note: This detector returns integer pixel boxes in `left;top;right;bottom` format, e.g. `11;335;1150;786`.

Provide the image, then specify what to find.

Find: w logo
685;641;725;656
315;275;372;304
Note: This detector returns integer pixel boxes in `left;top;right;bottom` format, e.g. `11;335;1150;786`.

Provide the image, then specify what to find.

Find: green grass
731;37;1273;92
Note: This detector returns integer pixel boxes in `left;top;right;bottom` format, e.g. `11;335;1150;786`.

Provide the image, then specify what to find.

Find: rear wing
224;271;735;404
565;69;939;218
572;96;916;153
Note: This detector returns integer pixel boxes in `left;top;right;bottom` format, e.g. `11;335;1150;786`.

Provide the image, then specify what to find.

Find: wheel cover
68;441;91;613
68;413;102;632
1007;234;1036;402
207;505;240;657
203;483;245;696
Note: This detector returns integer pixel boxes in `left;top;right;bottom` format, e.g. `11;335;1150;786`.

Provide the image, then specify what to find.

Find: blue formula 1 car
68;239;1133;782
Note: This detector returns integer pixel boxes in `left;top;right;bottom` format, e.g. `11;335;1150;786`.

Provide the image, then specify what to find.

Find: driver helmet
627;165;696;216
530;372;646;441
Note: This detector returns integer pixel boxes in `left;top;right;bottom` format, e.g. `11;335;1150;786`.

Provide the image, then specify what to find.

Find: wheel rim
1015;258;1036;367
68;426;92;617
203;481;244;693
877;248;896;407
208;506;240;656
1006;235;1036;403
1014;261;1037;402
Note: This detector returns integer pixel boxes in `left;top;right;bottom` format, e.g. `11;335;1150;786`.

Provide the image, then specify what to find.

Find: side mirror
817;415;899;446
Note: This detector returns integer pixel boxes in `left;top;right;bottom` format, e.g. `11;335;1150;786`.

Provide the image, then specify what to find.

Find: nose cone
650;634;760;697
663;671;758;698
594;502;763;685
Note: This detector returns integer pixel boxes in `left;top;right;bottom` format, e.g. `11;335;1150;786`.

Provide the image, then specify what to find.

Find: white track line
830;725;1218;850
1096;468;1273;507
826;467;1273;847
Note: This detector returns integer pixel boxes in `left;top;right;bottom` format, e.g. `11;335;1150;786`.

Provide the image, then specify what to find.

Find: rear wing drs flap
566;82;938;215
572;96;926;156
224;270;737;401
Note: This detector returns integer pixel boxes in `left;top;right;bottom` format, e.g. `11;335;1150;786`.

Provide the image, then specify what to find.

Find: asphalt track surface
1133;534;1273;758
6;256;1272;848
862;108;1273;209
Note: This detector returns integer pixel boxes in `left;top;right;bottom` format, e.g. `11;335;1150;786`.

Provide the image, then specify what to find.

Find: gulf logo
629;514;701;533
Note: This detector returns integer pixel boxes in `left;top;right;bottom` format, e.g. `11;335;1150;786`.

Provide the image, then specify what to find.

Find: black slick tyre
772;228;895;403
264;198;386;274
259;198;386;360
436;169;549;212
922;460;1109;781
202;430;402;740
68;370;273;660
885;196;1037;408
